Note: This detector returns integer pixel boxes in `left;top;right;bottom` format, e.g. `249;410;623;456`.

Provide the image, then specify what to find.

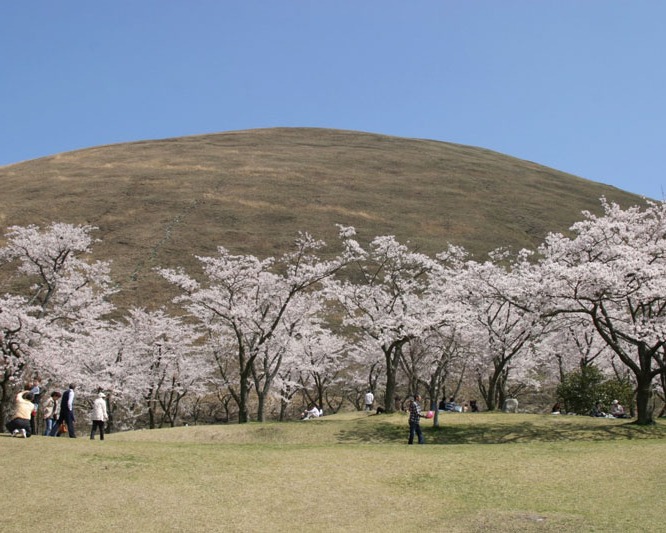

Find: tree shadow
337;420;406;444
336;417;666;445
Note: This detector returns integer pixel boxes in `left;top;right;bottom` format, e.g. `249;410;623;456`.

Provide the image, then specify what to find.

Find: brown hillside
0;127;643;309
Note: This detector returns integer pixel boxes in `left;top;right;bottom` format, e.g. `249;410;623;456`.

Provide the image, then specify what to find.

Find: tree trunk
236;348;257;424
383;339;411;413
626;343;657;425
238;376;251;423
148;405;156;429
0;374;10;426
256;391;266;423
634;373;655;425
146;387;157;429
478;370;500;411
658;372;666;418
106;397;115;433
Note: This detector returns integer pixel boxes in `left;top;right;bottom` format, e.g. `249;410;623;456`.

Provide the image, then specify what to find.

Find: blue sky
2;1;665;199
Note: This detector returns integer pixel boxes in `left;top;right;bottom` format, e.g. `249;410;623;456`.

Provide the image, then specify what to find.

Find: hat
98;392;106;398
612;400;618;404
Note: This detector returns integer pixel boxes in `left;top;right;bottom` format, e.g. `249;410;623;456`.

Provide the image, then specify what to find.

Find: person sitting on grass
590;402;607;417
301;404;321;420
610;400;627;418
439;397;459;412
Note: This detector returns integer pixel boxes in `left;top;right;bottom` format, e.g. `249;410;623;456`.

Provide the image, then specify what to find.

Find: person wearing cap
610;400;627;418
90;392;109;440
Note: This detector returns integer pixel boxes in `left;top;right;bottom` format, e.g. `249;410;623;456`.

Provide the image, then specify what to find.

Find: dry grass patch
0;128;644;311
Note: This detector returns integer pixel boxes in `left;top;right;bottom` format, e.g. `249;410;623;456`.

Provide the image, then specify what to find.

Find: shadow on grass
336;417;666;445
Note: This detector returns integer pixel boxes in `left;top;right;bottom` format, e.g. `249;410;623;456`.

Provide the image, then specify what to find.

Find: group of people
551;400;629;418
438;397;479;413
5;381;109;440
591;400;628;418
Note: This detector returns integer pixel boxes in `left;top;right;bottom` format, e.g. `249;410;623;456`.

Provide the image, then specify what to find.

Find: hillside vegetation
0;127;643;309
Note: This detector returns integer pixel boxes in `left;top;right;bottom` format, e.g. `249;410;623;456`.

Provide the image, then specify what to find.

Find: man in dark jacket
50;384;76;437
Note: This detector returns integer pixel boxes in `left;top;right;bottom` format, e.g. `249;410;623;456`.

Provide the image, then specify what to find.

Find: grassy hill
0;127;644;309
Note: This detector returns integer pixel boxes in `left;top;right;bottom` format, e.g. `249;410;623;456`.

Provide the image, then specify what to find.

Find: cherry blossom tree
0;223;116;420
275;365;303;421
330;235;439;413
538;199;666;425
413;246;479;421
2;223;115;325
457;252;547;411
0;296;40;420
111;308;209;429
249;292;330;421
160;227;362;423
539;315;616;384
291;321;348;414
411;324;475;426
339;337;385;411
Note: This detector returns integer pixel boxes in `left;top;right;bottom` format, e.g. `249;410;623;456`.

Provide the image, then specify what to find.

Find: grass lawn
2;412;664;532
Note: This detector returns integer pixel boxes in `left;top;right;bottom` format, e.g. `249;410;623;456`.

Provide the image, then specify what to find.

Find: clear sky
2;1;665;199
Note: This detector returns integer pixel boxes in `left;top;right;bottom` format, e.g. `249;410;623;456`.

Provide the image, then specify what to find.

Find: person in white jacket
90;392;108;440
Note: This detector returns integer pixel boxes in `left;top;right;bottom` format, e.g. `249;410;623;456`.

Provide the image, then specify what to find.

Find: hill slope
0;127;643;308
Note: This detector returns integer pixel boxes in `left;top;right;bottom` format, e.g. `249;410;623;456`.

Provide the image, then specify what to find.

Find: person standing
50;384;76;437
90;392;108;440
42;391;62;436
6;390;35;438
408;394;425;445
29;378;42;436
364;390;374;411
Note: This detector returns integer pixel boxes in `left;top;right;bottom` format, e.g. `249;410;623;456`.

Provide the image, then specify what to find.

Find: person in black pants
50;384;76;437
408;394;425;445
90;392;108;440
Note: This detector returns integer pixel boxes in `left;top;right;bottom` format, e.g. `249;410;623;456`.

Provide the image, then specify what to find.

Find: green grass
2;412;664;532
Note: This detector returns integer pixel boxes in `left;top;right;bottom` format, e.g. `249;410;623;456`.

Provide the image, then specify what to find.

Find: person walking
50;384;76;437
90;392;108;440
42;391;62;436
6;390;35;438
408;394;425;445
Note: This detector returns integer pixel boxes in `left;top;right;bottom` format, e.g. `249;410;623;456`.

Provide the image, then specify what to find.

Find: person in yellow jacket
6;390;35;438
